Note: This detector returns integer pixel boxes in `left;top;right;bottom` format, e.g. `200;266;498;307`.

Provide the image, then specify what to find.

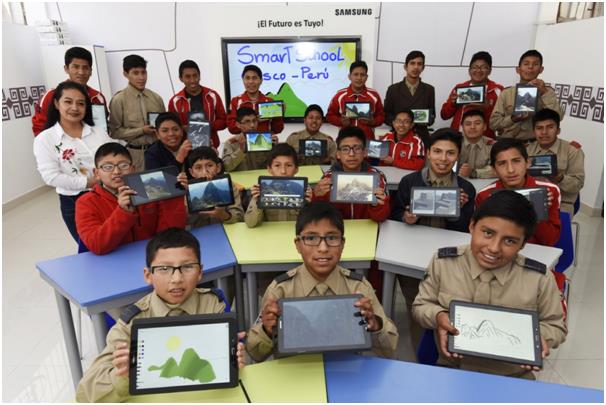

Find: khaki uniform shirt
490;85;563;140
527;139;585;214
246;264;399;362
405;78;420;96
244;196;300;228
187;183;244;229
412;245;566;377
286;129;337;166
460;136;496;179
76;289;225;403
222;137;270;172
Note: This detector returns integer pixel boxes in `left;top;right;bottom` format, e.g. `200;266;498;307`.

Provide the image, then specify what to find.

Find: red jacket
226;92;284;134
379;130;426;170
75;184;187;255
326;85;385;140
440;79;503;139
313;162;390;222
475;176;561;246
32;84;108;136
167;86;227;148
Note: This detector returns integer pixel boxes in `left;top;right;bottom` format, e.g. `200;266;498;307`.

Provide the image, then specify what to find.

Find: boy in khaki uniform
246;202;398;362
286;104;337;166
412;191;566;379
76;228;245;402
526;108;585;215
457;109;496;179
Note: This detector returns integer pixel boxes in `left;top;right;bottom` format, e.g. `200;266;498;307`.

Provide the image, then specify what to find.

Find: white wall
535;17;604;212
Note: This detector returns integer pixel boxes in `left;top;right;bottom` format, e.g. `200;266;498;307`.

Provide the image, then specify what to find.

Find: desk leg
90;313;109;354
234;265;245;331
382;271;395;319
246;272;258;328
216;277;229;300
54;291;83;389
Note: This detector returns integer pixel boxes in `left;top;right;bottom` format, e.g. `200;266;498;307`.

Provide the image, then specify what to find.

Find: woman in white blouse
33;81;114;243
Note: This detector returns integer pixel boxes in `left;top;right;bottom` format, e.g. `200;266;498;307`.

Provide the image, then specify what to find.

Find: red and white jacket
475;175;561;247
226;92;284;134
326;85;385;140
167;86;227;148
32;84;108;136
379;130;426;171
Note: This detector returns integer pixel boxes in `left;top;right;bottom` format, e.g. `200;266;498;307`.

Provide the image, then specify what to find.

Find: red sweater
226;92;284;134
75;184;187;255
475;176;561;246
313;163;390;222
167;86;227;148
326;85;385;140
379;130;426;170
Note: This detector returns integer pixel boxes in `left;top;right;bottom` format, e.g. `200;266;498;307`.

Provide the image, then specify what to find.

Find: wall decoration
546;83;604;123
2;85;46;121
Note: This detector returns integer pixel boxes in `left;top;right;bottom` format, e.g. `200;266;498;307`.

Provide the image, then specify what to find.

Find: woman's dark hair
44;81;94;129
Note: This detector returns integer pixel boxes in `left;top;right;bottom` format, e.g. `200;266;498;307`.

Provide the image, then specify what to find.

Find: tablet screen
330;172;378;205
258;176;307;209
186;175;234;212
246;132;273;152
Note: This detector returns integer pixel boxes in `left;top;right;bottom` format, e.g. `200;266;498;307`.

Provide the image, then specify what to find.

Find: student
526;108;585;215
167;59;227;148
75;228;246;402
313;127;390;222
326;60;385;141
412;191;566;378
378;109;425;170
245;143;313;227
286;104;337;166
490;50;563;141
384;50;435;147
32;46;108;136
440;51;504;139
476;138;561;246
109;54;166;171
144;112;192;171
226;64;284;135
75;143;187;255
246;202;399;361
457;109;497;179
33;81;113;243
222;107;278;172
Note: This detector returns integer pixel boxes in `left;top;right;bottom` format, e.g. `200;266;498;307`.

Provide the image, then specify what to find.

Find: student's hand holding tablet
372;187;387;206
459;188;470;207
313;177;332;197
112;341;130;377
175;139;193;164
117;185;137;212
381;155;394;165
261;294;280;337
271;134;279;144
353;293;381;332
520;336;548;372
142;124;156;136
176;172;189;190
305;185;313;202
436;311;462;359
403;205;419;225
458;163;472;178
527;78;547;95
236;331;247;369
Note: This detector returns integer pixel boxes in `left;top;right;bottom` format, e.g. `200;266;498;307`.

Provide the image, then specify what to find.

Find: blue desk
36;224;238;389
324;353;603;402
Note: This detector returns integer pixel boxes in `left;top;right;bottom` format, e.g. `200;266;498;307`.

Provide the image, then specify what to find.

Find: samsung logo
335;8;373;16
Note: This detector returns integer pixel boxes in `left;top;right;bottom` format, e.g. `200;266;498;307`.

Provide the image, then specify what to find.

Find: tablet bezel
186;174;235;213
367;140;390;159
330;172;378;205
257;101;285;119
299;139;328;158
123;166;186;207
455;85;486;105
528;155;558;177
245;132;274;152
410;186;460;218
257;176;308;210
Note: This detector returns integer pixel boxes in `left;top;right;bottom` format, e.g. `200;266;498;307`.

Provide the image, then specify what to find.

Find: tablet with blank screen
129;313;238;395
277;295;372;355
123;166;186;206
411;187;460;218
448;300;542;368
91;105;107;133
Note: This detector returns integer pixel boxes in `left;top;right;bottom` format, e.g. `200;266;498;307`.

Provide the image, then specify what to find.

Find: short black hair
336;126;366;147
241;64;262;78
472;190;537;241
44;81;94;129
236;106;257;122
187;146;221;168
94;142;132;166
469;51;492;68
461;109;486;123
304;104;324;118
155;111;182;129
64;46;92;67
179;59;200;77
533;108;561;129
349;60;368;74
295;202;344;236
490;138;528;167
146;228;201;267
123;54;147;72
518;50;543;66
405;50;425;65
428;128;462;153
266;143;298;168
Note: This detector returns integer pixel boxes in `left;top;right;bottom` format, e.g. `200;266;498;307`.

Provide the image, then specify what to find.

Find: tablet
344;102;371;119
245;132;273;152
299;139;327;158
448;300;542;368
411;187;460;218
330;172;378;205
367;140;389;159
186;175;234;212
129;313;239;395
123;166;186;206
528;155;557;177
91;105;107;133
187;114;211;149
493;188;548;221
277;295;372;355
258;101;284;119
455;85;485;105
147;112;161;127
411;109;429;124
258;176;307;209
514;84;539;114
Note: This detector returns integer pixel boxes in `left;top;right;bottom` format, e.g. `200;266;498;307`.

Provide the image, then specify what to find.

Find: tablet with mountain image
514;84;539;114
455;85;485;105
299;139;327;158
246;132;273;152
258;101;284;119
187;112;211;148
123;166;185;206
330;172;378;205
367;140;389;159
258;176;308;209
186;175;234;212
344;102;371;119
528;155;557;177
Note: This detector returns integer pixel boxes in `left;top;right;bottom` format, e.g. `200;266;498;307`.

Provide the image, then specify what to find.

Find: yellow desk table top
229;165;324;190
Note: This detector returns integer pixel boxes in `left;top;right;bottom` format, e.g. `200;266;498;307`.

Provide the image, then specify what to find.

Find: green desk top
224;219;378;265
229;165;324;189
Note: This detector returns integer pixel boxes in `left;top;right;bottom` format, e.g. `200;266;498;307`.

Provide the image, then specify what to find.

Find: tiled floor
2;188;604;401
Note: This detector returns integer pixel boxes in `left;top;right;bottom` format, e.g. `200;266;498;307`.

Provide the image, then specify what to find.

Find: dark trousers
59;193;85;243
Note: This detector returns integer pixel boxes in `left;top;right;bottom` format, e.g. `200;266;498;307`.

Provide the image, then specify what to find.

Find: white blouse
33;122;114;196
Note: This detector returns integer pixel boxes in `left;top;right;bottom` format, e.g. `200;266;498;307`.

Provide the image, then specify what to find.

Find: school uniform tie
473;271;496;304
315;283;329;296
167;308;184;317
468;144;478;169
138;93;148;124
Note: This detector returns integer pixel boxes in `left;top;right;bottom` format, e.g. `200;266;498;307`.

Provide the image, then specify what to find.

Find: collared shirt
460;136;496;179
286;129;337;166
405;77;420;96
427;167;454;187
33;122;114;195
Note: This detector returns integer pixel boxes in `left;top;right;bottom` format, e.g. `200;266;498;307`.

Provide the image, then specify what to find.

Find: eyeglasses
338;145;364;154
150;263;201;276
394;119;412;125
98;162;131;172
470;65;490;72
297;235;344;247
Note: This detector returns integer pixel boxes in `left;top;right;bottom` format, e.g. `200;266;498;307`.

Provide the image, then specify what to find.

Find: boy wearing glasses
246;202;398;361
75;142;187;255
76;228;246;402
